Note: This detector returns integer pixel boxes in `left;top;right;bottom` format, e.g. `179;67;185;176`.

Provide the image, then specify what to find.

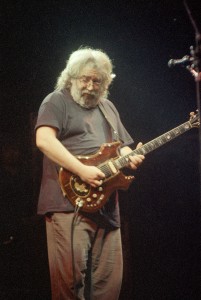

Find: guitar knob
98;187;103;191
92;194;98;198
97;194;104;205
87;198;92;202
99;194;104;200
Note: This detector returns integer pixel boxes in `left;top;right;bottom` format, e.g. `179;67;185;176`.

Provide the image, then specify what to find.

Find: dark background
1;0;200;299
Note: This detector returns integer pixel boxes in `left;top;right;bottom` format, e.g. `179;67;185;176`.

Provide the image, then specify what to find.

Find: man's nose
86;80;94;90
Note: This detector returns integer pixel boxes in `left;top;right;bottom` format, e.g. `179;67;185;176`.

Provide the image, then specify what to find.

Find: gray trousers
46;212;123;300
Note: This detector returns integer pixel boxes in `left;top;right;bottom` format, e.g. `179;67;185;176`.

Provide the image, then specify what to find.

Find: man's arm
36;126;105;187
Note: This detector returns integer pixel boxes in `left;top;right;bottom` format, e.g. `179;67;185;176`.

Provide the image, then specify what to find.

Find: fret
118;156;130;168
99;164;112;177
174;128;181;134
133;148;143;155
139;148;146;155
164;132;173;140
143;143;152;154
149;141;156;149
173;125;183;136
155;138;163;146
113;159;122;170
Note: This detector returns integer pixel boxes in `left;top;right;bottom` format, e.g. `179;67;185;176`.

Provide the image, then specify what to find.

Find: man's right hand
78;165;105;188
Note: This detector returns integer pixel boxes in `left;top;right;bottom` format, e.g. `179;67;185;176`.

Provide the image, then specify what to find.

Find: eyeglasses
75;76;102;87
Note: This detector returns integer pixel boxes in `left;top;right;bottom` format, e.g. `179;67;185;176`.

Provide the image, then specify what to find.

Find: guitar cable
71;207;80;300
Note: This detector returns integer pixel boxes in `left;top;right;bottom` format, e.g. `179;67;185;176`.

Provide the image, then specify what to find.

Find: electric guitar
59;111;200;213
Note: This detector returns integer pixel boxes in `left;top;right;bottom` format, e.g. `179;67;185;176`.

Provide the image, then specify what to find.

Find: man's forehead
79;66;101;78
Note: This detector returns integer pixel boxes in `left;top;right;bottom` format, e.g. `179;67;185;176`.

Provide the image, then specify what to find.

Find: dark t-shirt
35;89;134;228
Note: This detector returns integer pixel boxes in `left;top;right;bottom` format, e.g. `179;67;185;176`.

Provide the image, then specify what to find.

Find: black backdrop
1;0;201;299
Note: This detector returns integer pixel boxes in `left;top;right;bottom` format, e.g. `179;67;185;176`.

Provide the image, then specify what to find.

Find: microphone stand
184;1;201;109
183;1;201;202
169;2;201;204
183;4;201;291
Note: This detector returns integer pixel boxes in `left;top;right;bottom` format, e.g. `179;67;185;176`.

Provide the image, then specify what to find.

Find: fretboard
98;110;199;177
116;120;193;170
105;119;195;175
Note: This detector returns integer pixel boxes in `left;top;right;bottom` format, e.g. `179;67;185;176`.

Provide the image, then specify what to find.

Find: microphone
168;55;193;67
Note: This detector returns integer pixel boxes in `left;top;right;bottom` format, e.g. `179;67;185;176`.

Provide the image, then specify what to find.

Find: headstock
189;110;200;128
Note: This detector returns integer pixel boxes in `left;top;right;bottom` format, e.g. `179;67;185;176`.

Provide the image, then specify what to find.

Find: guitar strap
98;101;124;143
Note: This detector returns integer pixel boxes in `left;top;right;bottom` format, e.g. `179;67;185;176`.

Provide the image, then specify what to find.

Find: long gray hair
55;47;115;93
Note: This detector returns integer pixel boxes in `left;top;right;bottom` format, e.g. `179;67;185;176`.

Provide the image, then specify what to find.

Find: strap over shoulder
98;101;123;142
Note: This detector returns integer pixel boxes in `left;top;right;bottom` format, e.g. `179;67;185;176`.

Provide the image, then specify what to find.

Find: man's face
70;67;105;108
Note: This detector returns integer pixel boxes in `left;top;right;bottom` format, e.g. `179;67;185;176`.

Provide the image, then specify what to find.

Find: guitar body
59;142;134;213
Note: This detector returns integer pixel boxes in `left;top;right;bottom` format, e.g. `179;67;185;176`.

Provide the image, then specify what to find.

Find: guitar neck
115;120;193;170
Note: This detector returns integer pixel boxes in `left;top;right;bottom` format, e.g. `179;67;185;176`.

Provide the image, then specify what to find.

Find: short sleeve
35;91;66;135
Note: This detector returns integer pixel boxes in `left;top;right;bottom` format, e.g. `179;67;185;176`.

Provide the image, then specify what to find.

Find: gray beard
70;87;101;109
76;95;100;109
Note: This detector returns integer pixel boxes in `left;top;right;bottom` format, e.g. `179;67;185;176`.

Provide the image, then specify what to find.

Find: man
35;47;144;300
